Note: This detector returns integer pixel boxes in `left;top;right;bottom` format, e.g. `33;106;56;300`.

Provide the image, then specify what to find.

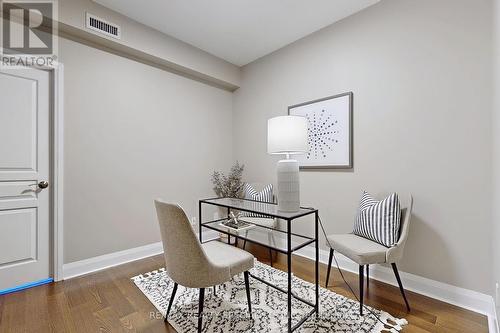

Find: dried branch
211;161;245;198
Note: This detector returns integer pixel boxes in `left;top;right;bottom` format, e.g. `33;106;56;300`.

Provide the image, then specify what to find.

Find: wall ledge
57;23;239;92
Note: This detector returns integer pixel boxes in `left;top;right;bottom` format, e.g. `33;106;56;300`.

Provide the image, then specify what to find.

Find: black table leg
359;265;364;315
198;201;202;242
315;211;319;317
269;248;273;267
227;207;231;245
287;219;292;332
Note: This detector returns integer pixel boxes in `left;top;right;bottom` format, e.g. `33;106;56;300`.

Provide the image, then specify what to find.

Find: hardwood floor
0;242;489;332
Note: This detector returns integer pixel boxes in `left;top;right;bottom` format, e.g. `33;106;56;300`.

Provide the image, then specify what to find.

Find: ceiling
94;0;380;66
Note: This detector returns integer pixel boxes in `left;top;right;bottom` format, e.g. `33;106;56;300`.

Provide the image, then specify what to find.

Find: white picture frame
288;92;353;169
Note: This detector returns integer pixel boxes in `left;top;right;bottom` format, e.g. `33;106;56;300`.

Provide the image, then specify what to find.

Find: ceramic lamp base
276;159;300;212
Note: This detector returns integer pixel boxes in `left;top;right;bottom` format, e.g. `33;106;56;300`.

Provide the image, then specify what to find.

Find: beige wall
233;0;493;294
493;0;500;310
59;37;233;263
57;0;496;297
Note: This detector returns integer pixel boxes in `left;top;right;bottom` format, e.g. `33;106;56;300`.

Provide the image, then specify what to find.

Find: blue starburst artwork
306;109;340;160
289;92;352;168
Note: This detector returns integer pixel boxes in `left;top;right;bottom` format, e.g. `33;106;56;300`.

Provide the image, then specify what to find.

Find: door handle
38;181;49;189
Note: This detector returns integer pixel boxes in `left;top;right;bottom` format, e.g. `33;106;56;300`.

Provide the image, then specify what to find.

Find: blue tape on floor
0;278;53;295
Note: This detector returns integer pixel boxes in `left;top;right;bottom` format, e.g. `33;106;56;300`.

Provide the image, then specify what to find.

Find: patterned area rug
132;261;407;332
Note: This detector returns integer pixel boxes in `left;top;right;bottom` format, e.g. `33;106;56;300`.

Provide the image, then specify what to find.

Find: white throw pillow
240;183;273;218
352;191;401;247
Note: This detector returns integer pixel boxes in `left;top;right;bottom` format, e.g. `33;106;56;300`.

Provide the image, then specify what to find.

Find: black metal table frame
198;197;319;332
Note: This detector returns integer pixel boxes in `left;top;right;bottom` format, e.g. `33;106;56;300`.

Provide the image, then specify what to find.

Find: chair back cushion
386;194;413;263
352;191;401;247
240;183;274;218
154;200;210;286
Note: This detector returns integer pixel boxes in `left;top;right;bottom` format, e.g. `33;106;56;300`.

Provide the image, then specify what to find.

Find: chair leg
359;265;364;316
244;271;252;318
270;233;278;261
366;264;369;288
164;282;178;322
213;285;216;295
325;248;333;288
391;263;411;312
197;288;205;333
269;248;273;267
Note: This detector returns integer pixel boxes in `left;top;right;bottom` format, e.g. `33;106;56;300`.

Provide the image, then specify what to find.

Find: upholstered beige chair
325;195;413;315
155;200;254;332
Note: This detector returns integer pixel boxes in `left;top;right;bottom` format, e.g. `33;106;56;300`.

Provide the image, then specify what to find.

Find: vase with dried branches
211;161;245;198
211;162;245;242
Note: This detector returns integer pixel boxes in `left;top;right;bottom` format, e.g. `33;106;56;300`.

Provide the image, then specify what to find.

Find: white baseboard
488;298;499;333
63;242;164;280
63;233;496;330
63;230;220;280
294;246;498;332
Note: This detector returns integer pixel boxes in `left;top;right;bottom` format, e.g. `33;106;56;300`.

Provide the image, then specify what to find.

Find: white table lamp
268;116;308;212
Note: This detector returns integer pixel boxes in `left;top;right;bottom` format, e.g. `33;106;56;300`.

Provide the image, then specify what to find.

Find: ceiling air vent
86;13;121;39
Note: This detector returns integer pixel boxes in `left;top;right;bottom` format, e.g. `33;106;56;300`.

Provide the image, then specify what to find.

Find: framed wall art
288;92;353;169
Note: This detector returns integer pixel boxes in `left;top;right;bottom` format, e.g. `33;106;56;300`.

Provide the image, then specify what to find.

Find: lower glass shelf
201;219;315;253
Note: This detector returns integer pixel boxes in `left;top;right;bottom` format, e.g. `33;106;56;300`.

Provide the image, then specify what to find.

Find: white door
0;67;50;291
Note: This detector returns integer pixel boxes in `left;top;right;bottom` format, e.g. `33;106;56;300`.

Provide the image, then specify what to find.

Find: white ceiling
94;0;380;66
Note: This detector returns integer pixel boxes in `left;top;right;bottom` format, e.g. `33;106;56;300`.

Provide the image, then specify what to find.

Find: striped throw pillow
240;183;274;218
352;191;401;247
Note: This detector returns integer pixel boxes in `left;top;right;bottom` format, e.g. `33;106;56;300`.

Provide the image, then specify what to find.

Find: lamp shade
267;116;308;155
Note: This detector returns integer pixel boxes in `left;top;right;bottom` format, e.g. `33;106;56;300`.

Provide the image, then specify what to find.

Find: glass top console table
199;197;319;332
